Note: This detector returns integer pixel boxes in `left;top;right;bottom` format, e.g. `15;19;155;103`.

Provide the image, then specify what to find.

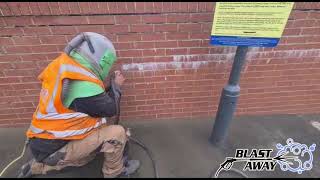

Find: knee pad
42;152;66;166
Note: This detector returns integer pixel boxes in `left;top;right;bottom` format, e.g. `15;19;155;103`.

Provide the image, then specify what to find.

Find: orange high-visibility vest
27;53;106;140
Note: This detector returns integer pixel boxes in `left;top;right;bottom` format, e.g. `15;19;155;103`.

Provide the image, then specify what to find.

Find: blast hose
111;71;159;178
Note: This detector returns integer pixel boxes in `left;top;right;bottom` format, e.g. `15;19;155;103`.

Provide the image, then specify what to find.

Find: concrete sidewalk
0;114;319;178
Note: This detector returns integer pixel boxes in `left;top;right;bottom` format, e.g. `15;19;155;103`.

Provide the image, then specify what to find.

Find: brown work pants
30;125;128;178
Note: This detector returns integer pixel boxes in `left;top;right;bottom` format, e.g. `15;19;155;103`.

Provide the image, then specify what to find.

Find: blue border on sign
210;35;280;47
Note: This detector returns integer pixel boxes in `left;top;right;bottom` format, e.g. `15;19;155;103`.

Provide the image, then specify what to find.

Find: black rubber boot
119;160;140;177
17;159;34;178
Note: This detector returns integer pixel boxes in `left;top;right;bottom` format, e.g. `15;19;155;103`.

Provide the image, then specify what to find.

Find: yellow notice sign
210;2;294;47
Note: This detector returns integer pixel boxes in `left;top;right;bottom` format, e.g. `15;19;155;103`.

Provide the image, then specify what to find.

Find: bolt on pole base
209;46;249;146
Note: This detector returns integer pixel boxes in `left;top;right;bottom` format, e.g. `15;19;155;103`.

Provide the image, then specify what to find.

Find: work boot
17;159;43;178
118;160;140;177
17;159;33;178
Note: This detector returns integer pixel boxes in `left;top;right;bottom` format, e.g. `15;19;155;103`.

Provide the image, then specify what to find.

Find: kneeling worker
18;32;140;178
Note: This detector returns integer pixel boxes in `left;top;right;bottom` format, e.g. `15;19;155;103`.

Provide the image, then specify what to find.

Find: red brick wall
0;2;320;127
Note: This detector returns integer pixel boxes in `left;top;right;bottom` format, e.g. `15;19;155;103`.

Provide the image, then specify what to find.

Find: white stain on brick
246;49;320;61
310;121;320;132
121;49;320;71
122;62;167;71
173;55;193;62
122;61;209;71
173;54;235;62
121;53;240;71
222;47;238;54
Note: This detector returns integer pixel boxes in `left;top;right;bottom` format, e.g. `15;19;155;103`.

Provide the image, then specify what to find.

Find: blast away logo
215;138;316;177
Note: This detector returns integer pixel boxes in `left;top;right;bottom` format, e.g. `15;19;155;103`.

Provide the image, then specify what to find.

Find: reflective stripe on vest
29;118;107;138
36;64;98;120
36;112;88;120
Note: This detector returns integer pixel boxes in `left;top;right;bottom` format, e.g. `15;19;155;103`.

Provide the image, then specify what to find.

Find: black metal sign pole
210;46;249;146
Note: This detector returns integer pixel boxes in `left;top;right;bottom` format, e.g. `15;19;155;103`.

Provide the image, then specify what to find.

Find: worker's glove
108;71;123;124
110;74;121;104
108;71;122;99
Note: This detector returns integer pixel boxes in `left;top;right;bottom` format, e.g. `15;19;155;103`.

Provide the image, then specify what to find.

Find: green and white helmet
64;32;117;81
62;32;118;108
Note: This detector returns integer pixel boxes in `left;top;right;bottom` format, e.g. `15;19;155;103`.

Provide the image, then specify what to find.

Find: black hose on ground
111;71;159;178
128;136;159;178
